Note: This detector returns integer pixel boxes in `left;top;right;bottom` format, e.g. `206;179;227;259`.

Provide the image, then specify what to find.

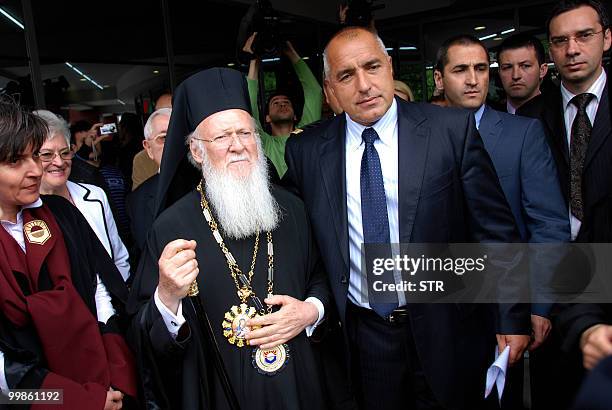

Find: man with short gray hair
285;26;529;409
126;108;170;259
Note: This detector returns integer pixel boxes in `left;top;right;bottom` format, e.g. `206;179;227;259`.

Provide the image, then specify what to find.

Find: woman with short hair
0;99;137;409
33;110;131;282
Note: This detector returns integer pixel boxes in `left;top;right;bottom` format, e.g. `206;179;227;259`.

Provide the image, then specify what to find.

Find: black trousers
346;303;443;410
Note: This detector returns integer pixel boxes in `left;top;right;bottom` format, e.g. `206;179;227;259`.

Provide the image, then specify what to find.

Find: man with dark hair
0;99;137;409
243;35;322;178
434;34;570;409
497;33;549;113
518;0;612;407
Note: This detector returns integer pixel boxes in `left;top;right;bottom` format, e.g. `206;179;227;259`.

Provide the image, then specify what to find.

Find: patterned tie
569;93;595;221
360;127;398;318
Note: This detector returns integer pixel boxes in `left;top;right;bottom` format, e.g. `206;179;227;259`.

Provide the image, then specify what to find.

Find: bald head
155;93;172;109
322;26;395;126
323;27;388;78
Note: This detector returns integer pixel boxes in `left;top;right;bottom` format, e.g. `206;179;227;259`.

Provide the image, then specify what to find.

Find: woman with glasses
33;110;131;282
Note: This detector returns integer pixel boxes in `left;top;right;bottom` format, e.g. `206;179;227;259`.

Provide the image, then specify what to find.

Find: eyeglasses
550;30;605;49
151;133;166;145
38;149;74;162
192;130;255;148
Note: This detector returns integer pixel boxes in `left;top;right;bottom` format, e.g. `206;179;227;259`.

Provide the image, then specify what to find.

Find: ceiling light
478;33;497;41
65;62;103;90
494;37;503;41
474;26;486;31
261;58;280;63
153;70;159;74
227;63;235;67
116;99;126;105
0;7;24;30
501;28;515;35
399;46;417;51
79;78;87;81
490;62;499;68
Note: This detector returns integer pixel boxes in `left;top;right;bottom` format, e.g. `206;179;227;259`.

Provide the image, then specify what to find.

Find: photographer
243;33;322;178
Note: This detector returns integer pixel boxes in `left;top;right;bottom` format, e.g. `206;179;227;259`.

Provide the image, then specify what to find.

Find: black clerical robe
128;186;331;410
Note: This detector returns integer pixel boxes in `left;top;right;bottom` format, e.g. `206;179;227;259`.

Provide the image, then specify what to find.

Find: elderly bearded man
128;68;331;410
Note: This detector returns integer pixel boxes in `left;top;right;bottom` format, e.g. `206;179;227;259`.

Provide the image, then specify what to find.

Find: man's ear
265;114;271;124
604;28;612;52
388;55;394;77
324;78;336;99
433;69;444;92
189;139;204;165
539;63;549;81
143;139;155;161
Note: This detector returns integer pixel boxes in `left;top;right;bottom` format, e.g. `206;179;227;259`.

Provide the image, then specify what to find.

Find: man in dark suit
497;34;549;115
518;0;612;368
126;108;170;261
284;26;530;410
434;34;571;408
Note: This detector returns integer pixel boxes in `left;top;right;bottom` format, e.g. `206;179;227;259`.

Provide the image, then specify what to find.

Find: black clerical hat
155;68;251;216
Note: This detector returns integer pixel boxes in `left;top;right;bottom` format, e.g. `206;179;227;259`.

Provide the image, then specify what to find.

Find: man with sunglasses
518;0;612;406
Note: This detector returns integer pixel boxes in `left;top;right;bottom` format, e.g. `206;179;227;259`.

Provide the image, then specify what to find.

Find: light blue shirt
345;99;403;308
474;104;486;130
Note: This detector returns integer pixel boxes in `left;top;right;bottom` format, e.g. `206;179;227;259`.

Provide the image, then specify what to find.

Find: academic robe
0;195;135;408
128;185;331;410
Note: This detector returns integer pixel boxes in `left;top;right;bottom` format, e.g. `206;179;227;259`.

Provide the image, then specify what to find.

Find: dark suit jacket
479;106;570;317
572;355;612;409
518;80;612;350
126;173;159;263
517;81;612;243
284;97;529;408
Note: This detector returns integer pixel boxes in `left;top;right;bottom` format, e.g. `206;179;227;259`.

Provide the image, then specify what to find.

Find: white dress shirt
560;69;607;240
345;98;403;308
0;199;116;392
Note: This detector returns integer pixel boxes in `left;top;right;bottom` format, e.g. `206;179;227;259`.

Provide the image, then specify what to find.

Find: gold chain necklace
196;182;274;346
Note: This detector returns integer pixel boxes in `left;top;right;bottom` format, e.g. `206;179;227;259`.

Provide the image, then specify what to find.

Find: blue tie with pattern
360;127;398;318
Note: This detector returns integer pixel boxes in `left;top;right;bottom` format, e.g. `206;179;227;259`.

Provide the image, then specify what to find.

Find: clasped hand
246;295;318;349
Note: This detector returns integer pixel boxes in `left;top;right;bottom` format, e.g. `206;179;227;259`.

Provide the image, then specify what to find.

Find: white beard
199;141;281;240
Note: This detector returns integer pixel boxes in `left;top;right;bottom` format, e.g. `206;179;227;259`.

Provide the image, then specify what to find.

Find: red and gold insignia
24;220;51;245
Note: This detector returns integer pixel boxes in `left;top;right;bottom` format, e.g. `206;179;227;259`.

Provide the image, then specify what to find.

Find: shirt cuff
154;287;187;339
94;275;116;324
304;297;325;337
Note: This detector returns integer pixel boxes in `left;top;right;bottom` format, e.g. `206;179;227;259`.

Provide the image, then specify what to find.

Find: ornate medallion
24;220;51;245
252;344;290;376
222;303;259;347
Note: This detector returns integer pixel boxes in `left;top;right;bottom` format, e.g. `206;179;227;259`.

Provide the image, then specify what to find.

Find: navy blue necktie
360;127;398;318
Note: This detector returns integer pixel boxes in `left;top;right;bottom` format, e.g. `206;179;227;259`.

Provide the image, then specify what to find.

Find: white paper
485;345;510;404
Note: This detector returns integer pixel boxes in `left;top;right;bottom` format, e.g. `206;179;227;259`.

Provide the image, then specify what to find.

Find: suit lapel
585;82;611;169
543;90;569;166
319;116;349;269
478;106;503;156
397;101;429;243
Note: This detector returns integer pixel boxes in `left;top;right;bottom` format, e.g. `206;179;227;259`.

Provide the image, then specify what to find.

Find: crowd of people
0;0;611;409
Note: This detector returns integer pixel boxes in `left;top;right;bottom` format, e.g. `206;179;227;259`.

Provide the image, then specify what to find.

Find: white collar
561;69;607;110
0;198;43;225
345;98;398;151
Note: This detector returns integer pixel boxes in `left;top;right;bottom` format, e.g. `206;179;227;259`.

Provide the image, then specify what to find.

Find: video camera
344;0;385;27
237;0;284;61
